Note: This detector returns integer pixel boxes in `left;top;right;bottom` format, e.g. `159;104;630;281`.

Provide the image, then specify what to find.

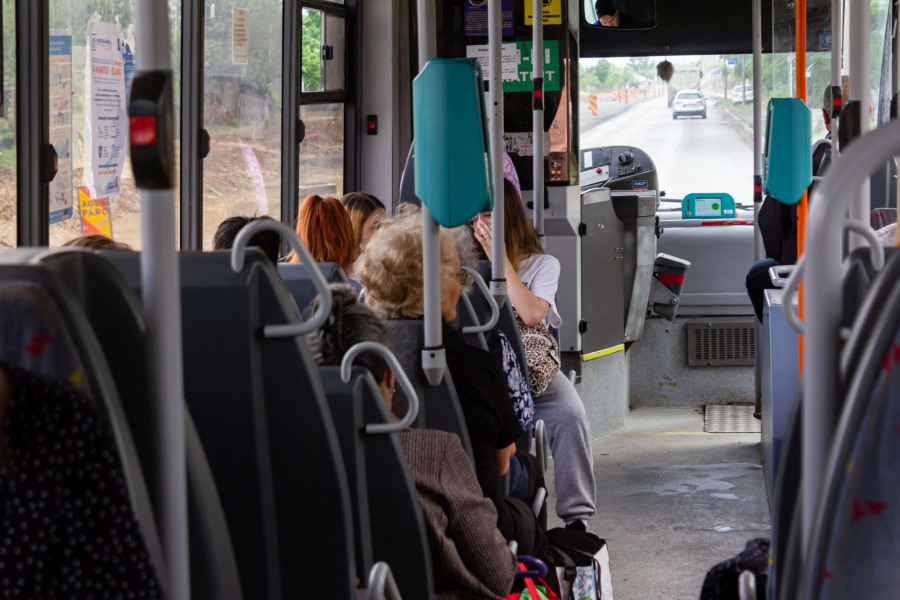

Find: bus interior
0;0;899;598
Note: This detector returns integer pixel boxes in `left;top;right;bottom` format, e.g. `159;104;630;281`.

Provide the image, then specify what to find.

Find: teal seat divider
412;58;493;227
763;98;812;205
681;193;737;219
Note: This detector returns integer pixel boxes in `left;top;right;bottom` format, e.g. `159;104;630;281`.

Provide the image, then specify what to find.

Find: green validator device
681;193;737;219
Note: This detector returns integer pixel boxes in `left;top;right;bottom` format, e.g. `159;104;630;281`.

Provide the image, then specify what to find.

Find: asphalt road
580;95;755;204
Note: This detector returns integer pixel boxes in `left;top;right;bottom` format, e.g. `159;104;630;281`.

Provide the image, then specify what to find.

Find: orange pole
796;0;807;373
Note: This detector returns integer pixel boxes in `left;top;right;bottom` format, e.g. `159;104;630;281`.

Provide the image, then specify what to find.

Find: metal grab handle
843;219;885;271
768;264;796;289
508;540;518;554
739;570;757;600
532;487;547;517
341;342;420;434
462;267;500;334
515;556;548;579
230;219;332;338
782;257;805;335
535;419;549;475
367;562;402;600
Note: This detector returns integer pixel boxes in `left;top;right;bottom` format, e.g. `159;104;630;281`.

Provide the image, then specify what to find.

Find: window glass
323;13;345;92
203;0;283;251
298;103;343;200
301;8;323;93
0;0;16;249
47;0;181;249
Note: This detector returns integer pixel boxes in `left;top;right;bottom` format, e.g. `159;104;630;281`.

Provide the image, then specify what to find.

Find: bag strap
536;579;561;600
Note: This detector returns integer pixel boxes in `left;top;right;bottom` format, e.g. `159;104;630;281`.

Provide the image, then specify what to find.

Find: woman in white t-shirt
472;179;597;531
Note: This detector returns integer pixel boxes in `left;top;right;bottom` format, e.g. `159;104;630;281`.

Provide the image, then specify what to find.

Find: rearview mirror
584;0;657;30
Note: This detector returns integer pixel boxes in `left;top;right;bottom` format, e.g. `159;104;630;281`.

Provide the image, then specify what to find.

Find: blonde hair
355;205;471;318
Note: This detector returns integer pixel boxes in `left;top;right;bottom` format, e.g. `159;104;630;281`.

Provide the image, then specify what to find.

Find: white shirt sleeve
516;254;562;330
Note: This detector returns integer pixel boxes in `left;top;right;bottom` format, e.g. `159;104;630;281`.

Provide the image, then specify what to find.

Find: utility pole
741;55;747;102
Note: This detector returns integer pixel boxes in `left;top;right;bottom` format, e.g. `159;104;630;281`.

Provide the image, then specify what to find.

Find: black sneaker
565;519;587;532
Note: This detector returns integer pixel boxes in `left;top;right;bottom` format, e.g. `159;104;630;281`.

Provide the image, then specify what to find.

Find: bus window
202;0;283;251
0;0;15;249
47;1;181;250
298;103;344;200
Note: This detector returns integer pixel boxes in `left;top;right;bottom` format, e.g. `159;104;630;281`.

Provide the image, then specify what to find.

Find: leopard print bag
514;309;561;398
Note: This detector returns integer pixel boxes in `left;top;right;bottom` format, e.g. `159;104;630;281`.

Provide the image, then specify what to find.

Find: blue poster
465;0;513;36
49;35;74;224
124;43;136;109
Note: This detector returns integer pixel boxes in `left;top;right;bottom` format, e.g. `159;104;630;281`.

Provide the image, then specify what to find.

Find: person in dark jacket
745;83;840;323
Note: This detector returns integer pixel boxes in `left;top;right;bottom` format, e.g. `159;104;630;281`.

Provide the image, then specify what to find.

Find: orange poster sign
78;187;113;238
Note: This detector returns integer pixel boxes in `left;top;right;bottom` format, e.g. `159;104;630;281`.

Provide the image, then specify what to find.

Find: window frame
298;0;350;104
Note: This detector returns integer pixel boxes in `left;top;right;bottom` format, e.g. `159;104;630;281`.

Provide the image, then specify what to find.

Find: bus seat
871;207;898;229
318;367;376;583
278;262;350;314
763;98;812;205
39;250;243;600
320;366;436;600
384;319;475;464
0;253;168;591
106;251;357;600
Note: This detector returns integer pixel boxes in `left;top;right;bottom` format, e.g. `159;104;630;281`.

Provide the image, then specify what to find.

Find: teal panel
412;59;493;228
681;193;737;219
763;98;813;205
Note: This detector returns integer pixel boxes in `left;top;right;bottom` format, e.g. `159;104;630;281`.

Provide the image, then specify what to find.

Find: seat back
385;319;474;463
40;250;242;600
0;252;168;590
277;262;349;314
107;251;357;600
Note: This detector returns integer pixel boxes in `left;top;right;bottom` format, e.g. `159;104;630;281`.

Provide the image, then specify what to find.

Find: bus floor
545;407;769;599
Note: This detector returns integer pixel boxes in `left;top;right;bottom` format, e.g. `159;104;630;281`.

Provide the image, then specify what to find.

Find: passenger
304;284;517;600
342;192;386;251
746;79;848;323
356;206;554;562
291;195;357;279
63;234;132;250
472;180;597;532
213;215;282;263
0;362;164;596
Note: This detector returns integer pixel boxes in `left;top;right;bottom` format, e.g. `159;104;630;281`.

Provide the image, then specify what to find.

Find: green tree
301;9;321;92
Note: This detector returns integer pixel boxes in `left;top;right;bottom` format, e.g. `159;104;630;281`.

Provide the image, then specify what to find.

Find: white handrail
341;342;420;434
802;118;900;556
230;219;332;338
843;220;885;271
367;562;403;600
461;267;500;334
739;570;757;600
780;257;805;335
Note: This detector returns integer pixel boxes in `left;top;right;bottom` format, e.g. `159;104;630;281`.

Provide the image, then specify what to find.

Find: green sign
466;40;561;93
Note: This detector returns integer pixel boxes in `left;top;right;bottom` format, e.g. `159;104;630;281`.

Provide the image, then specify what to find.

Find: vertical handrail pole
490;0;509;306
796;0;808;377
133;0;190;597
532;0;545;244
848;0;870;250
752;0;764;416
831;0;843;158
417;0;446;386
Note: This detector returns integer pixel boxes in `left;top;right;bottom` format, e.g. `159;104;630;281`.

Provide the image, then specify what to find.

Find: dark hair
342;192;386;249
213;216;281;263
63;235;132;251
595;0;617;16
304;284;393;384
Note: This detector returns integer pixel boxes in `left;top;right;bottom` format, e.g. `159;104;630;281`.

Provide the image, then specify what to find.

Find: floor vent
704;405;760;433
687;321;756;366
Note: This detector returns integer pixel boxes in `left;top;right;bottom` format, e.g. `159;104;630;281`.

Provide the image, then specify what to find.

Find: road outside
580;95;754;204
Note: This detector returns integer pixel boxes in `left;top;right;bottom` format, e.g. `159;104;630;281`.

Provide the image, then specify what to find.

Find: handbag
514;309;561;398
547;528;615;600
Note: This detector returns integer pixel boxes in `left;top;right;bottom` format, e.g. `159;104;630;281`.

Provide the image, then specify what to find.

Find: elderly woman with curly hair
354;206;554;567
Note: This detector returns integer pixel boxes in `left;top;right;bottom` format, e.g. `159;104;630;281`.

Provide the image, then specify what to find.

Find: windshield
678;93;702;100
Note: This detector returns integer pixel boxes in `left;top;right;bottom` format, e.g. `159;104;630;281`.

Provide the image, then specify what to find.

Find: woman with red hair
290;195;357;276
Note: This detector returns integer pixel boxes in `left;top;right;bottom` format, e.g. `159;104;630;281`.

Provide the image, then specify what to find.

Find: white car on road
672;91;707;119
732;85;754;104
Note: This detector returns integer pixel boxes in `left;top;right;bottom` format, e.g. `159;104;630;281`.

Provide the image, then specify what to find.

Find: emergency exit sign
466;40;561;93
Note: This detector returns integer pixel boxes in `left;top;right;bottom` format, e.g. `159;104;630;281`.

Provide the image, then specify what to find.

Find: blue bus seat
39;250;242;600
0;251;168;591
384;319;475;464
106;251;357;600
319;366;436;600
277;262;349;314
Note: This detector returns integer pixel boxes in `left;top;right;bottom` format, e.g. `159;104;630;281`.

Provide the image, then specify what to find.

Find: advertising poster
78;187;113;238
524;0;562;25
124;42;136;107
465;0;513;36
466;40;561;93
233;8;249;64
83;20;126;197
49;35;74;224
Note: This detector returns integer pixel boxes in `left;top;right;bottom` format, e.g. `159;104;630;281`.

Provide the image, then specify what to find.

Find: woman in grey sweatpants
472;180;597;528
